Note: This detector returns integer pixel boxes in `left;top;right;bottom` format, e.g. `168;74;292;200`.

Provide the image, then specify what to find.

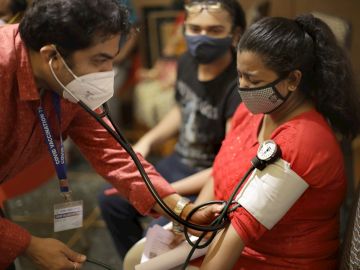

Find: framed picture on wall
140;8;181;67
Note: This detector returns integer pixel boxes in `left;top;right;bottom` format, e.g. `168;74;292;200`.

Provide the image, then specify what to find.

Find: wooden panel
147;10;180;65
133;0;172;10
268;0;295;18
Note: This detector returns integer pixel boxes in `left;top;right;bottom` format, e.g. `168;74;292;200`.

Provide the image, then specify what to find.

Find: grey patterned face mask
238;76;291;114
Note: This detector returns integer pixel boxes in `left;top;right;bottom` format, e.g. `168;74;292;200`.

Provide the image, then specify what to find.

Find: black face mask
238;76;291;114
185;34;233;64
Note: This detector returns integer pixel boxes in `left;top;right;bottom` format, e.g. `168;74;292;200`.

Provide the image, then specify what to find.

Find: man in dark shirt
98;0;246;260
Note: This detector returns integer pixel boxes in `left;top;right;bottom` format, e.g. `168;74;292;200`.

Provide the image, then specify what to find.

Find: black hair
186;0;246;33
9;0;27;15
238;14;360;139
19;0;131;58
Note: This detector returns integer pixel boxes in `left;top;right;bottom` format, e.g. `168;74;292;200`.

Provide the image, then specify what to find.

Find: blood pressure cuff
236;159;309;230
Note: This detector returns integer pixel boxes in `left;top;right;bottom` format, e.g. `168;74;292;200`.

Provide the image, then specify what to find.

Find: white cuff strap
236;159;309;230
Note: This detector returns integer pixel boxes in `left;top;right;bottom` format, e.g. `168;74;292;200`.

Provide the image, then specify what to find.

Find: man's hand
25;236;86;270
168;202;224;249
185;203;223;225
182;203;224;237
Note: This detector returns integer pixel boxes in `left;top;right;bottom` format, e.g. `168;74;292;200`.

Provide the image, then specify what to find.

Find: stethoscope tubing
80;101;257;268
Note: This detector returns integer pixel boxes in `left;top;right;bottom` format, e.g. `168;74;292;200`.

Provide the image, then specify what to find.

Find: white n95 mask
49;57;115;110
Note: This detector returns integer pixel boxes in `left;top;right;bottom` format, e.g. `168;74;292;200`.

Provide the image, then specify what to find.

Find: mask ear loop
266;75;293;114
52;46;80;80
49;57;108;117
49;57;80;103
272;75;293;102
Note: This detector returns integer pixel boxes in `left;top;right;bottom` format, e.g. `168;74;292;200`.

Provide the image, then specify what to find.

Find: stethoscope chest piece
251;140;281;170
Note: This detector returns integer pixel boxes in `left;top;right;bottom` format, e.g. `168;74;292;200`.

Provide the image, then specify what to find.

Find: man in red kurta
0;1;219;269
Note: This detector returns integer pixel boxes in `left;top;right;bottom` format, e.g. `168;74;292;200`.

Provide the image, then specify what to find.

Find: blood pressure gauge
251;140;281;170
257;140;280;161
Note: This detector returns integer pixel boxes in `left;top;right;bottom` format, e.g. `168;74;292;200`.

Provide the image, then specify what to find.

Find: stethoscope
69;91;282;269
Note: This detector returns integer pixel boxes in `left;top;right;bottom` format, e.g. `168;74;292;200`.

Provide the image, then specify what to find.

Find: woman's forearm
171;167;212;196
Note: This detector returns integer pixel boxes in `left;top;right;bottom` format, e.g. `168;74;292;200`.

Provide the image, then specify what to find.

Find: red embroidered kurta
0;24;175;268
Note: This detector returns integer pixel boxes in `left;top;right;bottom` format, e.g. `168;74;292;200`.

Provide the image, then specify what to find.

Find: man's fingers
63;247;86;263
62;261;83;270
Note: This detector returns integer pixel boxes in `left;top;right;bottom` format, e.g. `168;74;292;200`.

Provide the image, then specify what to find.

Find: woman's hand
25;236;86;270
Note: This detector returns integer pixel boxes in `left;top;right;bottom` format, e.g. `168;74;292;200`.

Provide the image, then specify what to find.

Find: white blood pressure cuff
236;159;309;230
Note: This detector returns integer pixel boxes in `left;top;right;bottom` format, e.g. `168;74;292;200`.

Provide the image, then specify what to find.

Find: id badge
54;200;83;232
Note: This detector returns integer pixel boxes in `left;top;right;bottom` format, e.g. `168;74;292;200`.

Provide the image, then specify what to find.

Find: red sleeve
68;109;176;216
272;113;345;188
230;207;268;244
0;218;31;268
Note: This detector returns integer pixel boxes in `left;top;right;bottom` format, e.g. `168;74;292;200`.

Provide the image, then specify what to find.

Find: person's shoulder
274;109;344;185
177;51;194;66
276;109;338;149
0;24;19;70
0;24;19;45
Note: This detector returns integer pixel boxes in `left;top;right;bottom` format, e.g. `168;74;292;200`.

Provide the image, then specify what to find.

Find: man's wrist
172;197;190;234
180;202;193;220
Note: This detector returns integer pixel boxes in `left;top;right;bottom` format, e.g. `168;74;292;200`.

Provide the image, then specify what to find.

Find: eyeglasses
184;1;225;14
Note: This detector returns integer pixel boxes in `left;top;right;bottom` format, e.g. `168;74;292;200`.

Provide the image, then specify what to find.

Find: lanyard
38;93;70;198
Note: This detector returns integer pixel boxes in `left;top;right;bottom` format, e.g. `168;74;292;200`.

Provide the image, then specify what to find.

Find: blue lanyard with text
38;93;71;200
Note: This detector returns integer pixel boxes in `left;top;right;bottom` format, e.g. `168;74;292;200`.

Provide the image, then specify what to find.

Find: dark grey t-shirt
174;51;241;169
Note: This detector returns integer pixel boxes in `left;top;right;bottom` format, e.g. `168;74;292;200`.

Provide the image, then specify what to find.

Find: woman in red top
193;14;360;269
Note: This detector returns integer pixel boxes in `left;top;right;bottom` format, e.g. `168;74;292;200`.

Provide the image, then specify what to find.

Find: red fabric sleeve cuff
128;177;176;217
111;174;176;217
0;218;31;268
